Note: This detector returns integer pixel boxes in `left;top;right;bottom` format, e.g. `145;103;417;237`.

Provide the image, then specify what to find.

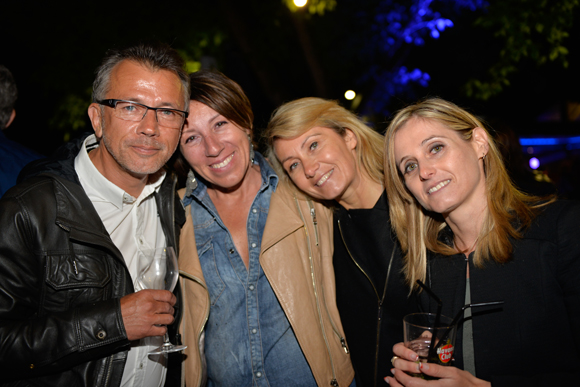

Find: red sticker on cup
437;344;454;363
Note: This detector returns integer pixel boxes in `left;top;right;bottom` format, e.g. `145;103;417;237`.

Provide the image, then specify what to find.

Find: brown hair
174;70;254;177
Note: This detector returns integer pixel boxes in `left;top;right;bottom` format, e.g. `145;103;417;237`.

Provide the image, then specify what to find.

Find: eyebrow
279;133;320;164
396;135;446;167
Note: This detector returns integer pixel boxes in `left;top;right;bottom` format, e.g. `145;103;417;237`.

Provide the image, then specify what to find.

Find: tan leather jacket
178;182;354;387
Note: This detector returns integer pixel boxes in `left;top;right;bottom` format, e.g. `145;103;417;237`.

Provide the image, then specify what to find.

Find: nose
418;162;435;181
303;158;319;179
137;109;160;137
204;133;224;157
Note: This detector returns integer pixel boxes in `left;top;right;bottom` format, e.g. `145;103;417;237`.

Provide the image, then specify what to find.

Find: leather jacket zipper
338;220;395;387
308;198;320;246
296;196;339;386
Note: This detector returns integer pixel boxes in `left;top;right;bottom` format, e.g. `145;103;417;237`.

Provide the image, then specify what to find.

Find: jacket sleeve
0;193;130;380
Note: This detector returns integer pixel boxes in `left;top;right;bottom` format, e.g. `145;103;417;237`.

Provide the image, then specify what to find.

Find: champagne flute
136;246;187;354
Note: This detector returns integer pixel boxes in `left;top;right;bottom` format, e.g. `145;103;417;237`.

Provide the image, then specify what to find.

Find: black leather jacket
0;135;184;386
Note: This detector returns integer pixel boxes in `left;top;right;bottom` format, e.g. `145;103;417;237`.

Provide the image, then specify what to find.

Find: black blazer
420;200;580;386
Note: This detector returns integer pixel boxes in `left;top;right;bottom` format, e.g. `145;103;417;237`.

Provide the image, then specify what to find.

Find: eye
183;135;201;145
404;162;418;174
309;141;318;151
288;161;299;172
120;103;139;113
159;109;177;117
430;144;444;154
215;121;228;128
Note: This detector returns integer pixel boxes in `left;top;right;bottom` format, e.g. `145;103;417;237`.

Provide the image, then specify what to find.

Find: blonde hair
384;97;550;290
265;97;384;187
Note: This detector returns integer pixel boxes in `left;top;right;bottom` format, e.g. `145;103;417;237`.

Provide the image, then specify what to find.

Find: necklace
455;236;479;256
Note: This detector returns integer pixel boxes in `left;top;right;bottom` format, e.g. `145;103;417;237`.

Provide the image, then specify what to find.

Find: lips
131;143;162;155
428;179;451;194
210;153;234;169
316;169;333;187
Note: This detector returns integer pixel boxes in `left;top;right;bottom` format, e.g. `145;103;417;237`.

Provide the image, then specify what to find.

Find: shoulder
523;200;580;242
271;182;333;218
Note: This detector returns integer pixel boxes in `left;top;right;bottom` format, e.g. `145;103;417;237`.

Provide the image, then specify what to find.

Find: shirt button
256;372;262;378
229;249;234;254
249;285;255;291
252;208;257;214
252;328;257;334
251;243;257;248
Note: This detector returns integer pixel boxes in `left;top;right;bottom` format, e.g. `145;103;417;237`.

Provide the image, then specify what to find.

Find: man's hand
120;290;176;341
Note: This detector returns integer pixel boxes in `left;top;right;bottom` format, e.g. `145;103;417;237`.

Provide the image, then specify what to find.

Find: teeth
428;179;451;194
316;169;333;186
211;153;234;169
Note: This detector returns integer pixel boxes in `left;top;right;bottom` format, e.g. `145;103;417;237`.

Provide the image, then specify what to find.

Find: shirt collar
75;134;165;209
182;151;278;206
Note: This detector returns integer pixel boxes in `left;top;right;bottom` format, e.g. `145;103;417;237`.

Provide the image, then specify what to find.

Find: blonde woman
384;97;580;386
266;97;418;387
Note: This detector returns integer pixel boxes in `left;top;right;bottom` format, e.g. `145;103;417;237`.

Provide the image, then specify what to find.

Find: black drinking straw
433;301;504;353
416;280;442;362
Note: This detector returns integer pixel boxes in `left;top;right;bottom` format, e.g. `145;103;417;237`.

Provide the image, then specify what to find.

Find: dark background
2;0;579;196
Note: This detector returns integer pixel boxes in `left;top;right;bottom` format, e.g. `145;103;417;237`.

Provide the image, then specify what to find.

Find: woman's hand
384;343;491;387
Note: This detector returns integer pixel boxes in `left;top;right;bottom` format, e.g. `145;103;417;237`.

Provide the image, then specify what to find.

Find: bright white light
294;0;307;7
344;90;356;100
529;157;540;170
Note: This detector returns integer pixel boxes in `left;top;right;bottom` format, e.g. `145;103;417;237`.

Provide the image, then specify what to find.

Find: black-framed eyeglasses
97;99;188;130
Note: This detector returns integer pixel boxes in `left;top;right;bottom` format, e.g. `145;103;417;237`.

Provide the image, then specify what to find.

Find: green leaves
467;0;578;100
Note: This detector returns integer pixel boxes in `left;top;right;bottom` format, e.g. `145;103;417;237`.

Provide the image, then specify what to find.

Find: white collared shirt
75;134;167;387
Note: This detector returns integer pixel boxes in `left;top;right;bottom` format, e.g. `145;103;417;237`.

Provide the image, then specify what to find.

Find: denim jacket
178;175;355;387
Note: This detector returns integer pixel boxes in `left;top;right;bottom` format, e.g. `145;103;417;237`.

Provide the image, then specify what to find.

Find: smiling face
87;60;184;189
180;100;253;191
393;117;488;217
273;126;360;204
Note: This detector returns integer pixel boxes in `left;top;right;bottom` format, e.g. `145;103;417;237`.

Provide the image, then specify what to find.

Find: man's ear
4;109;16;129
88;103;103;139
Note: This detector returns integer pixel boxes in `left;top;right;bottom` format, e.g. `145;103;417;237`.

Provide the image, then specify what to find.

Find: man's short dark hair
92;42;190;108
0;65;18;130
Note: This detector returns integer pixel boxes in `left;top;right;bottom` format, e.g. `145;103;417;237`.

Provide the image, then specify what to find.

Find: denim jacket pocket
44;253;112;311
197;238;226;306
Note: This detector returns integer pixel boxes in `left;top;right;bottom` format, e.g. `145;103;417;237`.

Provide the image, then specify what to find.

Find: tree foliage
465;0;579;100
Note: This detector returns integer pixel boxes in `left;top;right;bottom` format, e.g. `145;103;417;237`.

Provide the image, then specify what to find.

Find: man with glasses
0;42;189;387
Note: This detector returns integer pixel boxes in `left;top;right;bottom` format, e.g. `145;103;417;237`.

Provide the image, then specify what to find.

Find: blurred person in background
0;64;42;196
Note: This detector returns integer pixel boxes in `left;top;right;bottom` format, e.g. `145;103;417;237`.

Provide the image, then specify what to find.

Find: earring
248;135;255;164
480;154;486;160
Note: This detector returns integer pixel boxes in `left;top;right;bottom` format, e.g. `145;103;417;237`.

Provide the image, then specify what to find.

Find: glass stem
162;332;172;348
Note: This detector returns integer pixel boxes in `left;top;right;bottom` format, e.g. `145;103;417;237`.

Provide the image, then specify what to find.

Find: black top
333;191;418;387
420;200;580;386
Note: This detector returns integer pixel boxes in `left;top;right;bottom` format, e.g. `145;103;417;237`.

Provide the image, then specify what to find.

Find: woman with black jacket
384;97;580;386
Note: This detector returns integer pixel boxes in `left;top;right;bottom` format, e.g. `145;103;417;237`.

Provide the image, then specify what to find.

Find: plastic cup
403;313;457;378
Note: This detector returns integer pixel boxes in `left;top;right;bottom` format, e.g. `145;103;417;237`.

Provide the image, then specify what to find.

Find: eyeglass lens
114;101;184;129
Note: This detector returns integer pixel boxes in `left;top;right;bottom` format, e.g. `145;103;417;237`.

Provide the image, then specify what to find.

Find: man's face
88;60;185;188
